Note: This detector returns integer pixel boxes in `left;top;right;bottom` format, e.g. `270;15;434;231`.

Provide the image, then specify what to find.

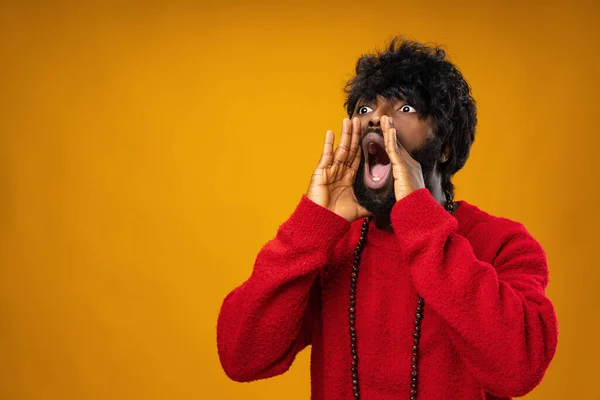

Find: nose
368;117;380;128
368;104;390;128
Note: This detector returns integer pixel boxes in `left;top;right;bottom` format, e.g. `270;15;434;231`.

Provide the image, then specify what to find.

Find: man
216;37;558;399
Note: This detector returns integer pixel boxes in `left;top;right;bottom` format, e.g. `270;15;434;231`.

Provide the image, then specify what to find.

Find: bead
348;212;449;398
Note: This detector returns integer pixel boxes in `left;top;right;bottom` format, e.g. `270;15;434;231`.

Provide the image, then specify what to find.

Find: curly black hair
344;36;477;201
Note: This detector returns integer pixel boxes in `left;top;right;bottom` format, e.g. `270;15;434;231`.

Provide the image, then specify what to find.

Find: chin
353;165;397;218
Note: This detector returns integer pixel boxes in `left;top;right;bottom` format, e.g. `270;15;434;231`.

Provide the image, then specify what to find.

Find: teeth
372;177;381;182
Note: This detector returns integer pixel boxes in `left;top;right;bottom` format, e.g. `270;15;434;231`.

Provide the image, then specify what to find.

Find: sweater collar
359;200;469;248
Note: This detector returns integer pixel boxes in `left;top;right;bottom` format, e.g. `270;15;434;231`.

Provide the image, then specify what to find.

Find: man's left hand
381;116;426;202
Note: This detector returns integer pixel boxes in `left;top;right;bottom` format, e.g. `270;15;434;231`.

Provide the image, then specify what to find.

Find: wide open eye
357;105;373;115
399;105;417;113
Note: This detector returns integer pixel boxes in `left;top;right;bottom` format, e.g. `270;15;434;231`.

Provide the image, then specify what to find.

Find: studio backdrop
1;1;599;399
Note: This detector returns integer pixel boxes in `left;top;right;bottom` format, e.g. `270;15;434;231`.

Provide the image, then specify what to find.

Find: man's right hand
306;117;372;223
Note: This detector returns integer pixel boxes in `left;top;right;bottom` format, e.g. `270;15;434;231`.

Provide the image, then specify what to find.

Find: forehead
359;93;406;104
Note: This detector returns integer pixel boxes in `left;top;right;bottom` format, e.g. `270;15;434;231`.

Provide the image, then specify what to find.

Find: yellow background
1;1;599;399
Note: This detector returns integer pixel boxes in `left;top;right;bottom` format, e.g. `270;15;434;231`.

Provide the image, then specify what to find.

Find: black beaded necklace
348;198;455;400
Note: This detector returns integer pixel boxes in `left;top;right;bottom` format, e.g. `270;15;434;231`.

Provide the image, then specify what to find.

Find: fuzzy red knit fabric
217;189;558;399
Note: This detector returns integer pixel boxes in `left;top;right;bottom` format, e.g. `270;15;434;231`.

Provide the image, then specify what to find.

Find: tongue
371;163;389;179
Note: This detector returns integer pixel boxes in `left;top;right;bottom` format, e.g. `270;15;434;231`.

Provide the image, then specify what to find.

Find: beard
353;129;443;218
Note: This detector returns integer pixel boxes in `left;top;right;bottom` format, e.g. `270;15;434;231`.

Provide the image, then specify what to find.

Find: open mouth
362;132;392;190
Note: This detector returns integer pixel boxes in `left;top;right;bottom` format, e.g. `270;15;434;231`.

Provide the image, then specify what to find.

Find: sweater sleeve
390;189;558;398
217;195;350;382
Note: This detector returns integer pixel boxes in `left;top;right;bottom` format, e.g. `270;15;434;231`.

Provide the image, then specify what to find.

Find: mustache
360;127;384;142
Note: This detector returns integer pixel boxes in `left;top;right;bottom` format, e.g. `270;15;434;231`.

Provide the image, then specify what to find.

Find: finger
394;134;419;165
382;123;421;168
381;115;390;132
333;118;352;165
346;117;361;165
383;126;402;164
388;116;395;130
351;139;362;170
316;130;335;169
390;128;402;157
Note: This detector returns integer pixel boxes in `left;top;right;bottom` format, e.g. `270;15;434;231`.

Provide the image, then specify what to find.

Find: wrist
395;189;416;202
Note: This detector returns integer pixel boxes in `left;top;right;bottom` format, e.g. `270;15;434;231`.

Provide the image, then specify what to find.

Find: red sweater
217;189;558;399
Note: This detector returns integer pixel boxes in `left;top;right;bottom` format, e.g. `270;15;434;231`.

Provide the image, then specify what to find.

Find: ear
440;143;450;163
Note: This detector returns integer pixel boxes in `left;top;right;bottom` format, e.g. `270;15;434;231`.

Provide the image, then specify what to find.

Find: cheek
393;124;418;149
395;119;430;152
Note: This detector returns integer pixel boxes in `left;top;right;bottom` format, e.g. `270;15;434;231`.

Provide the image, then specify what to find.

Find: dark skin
306;95;450;231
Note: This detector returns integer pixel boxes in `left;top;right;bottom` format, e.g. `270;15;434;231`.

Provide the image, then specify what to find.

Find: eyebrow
354;97;376;110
